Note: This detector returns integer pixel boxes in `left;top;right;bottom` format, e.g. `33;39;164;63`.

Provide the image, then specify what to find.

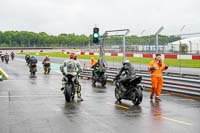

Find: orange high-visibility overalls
90;58;97;67
148;60;166;98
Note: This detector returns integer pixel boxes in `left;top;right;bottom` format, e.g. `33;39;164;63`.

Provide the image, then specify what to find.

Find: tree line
0;31;181;48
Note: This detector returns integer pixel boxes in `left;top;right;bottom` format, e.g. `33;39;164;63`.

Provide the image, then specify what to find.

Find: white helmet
122;60;130;65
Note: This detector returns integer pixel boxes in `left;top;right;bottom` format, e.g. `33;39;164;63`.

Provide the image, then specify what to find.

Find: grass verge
18;52;200;68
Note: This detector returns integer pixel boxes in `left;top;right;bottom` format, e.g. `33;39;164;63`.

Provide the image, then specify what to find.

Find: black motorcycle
4;55;9;64
114;75;143;105
63;74;76;102
29;63;37;76
1;55;4;62
92;66;107;86
43;61;51;74
11;54;15;60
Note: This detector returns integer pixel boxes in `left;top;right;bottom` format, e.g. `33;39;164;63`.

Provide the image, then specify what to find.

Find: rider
10;51;15;60
1;53;4;62
4;53;9;62
42;55;51;73
115;60;136;91
60;54;83;101
4;53;9;58
42;55;50;64
42;55;50;65
28;56;38;72
91;59;100;79
25;54;31;64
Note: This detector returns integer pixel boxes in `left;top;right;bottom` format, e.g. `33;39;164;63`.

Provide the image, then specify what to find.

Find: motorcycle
63;74;77;102
4;55;9;64
1;55;4;62
29;63;37;76
43;61;51;74
92;66;107;86
114;75;143;105
11;54;15;60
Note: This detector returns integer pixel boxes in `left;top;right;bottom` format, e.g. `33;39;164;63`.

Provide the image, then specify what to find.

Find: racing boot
61;78;66;91
77;85;83;101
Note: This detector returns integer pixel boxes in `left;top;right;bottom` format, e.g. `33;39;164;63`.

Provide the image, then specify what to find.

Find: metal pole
123;35;126;61
123;29;130;62
189;41;192;54
155;34;158;53
155;26;164;54
88;36;90;49
180;25;186;32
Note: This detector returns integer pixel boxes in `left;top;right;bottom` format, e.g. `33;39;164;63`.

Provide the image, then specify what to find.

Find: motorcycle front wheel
115;87;122;102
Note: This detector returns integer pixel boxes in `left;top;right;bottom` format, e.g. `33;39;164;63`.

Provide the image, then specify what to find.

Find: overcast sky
0;0;199;36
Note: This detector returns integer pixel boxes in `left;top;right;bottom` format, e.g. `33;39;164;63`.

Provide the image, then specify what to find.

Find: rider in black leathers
115;60;136;91
10;51;15;60
25;54;31;64
28;56;38;73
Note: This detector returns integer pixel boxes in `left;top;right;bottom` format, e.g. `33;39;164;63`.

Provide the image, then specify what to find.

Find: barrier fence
80;68;200;97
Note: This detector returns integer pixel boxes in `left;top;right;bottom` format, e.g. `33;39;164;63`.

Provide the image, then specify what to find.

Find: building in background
166;37;200;54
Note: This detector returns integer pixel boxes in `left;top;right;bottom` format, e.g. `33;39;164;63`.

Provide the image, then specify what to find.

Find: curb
0;67;8;80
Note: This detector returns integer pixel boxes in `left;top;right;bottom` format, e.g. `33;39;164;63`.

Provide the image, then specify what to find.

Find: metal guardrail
107;67;200;80
80;68;200;97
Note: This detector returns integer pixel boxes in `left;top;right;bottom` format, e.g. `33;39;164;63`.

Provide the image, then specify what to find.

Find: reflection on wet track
0;57;199;133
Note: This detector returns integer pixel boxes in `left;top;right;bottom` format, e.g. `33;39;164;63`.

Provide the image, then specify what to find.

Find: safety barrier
80;68;200;97
107;67;200;80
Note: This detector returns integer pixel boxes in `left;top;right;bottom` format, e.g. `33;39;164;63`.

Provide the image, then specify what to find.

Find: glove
149;67;156;71
165;65;169;70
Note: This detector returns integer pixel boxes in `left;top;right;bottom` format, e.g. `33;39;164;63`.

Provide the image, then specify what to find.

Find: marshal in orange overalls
90;57;97;67
148;59;166;99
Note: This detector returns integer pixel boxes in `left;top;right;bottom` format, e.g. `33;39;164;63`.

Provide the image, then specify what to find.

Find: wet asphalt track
0;57;200;133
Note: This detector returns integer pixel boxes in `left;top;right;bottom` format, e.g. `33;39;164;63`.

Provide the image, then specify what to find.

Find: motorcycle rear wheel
64;85;72;102
92;77;96;86
132;88;143;105
101;75;107;86
32;71;35;76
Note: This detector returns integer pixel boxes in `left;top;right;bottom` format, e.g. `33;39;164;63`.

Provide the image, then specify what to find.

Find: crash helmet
73;54;77;60
122;60;130;66
70;53;74;59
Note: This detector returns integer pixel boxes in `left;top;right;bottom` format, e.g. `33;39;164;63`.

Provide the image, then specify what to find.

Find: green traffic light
93;33;99;38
